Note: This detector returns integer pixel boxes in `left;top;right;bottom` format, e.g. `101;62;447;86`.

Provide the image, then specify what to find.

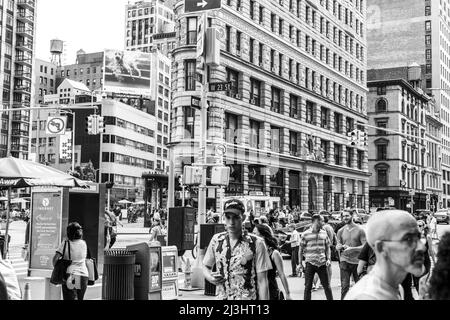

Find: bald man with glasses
345;210;426;300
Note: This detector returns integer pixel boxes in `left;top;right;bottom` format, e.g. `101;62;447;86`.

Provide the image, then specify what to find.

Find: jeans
339;261;359;300
62;276;89;300
291;246;299;275
304;262;333;300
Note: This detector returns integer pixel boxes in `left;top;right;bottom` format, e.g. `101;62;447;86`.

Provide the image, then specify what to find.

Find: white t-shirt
56;239;89;277
345;272;403;300
291;230;300;247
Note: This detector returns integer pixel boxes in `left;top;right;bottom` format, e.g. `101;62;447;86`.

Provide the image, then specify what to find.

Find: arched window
376;99;387;112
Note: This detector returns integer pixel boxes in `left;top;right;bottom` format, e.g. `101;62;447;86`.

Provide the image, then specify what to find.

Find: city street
3;219;450;300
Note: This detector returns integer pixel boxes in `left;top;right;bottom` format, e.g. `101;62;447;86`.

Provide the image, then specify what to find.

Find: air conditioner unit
290;76;295;82
279;0;284;5
250;98;256;104
259;21;264;25
259;62;264;67
236;50;241;56
237;6;242;12
234;93;242;99
271;67;277;72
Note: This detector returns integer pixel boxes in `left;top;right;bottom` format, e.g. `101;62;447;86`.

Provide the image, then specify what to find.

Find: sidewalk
115;217;150;234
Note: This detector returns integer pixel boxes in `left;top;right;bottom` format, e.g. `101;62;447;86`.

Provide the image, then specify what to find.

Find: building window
271;87;281;113
425;6;431;16
425;20;431;31
377;86;386;95
306;101;314;124
271;126;281;153
290;131;298;156
225;113;238;144
377;144;387;160
184;60;196;91
378;169;388;187
425;35;431;45
290;94;299;118
334;144;341;165
184;106;196;139
250;78;261;106
249;120;260;148
236;31;241;52
225;25;231;51
346;147;352;167
187;17;197;45
226;68;239;97
376;120;388;135
334;113;341;133
426;49;431;60
376;99;387;112
321;107;328;128
426;63;432;74
357;151;363;169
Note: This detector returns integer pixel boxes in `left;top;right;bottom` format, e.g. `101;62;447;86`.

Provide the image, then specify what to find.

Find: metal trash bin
102;249;136;300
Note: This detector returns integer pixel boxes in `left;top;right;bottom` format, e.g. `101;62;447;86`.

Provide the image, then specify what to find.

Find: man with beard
345;210;425;300
336;211;366;299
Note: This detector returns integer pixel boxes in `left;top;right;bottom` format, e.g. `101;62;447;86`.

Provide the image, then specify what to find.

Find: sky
35;0;131;63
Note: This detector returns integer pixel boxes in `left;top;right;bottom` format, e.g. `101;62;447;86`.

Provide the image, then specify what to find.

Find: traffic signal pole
191;11;208;289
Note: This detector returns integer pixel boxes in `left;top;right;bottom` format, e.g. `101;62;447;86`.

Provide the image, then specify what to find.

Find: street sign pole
192;10;208;289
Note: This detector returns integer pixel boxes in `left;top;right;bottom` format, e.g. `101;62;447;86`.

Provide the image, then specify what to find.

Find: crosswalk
6;245;29;279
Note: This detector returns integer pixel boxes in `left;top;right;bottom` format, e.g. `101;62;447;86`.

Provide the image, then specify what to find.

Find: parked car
376;207;397;212
299;211;312;221
414;209;431;222
330;211;343;221
435;209;450;224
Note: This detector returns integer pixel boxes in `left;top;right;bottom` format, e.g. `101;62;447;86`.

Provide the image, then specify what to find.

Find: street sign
185;0;221;13
191;96;201;109
409;189;415;196
46;116;67;135
209;82;232;92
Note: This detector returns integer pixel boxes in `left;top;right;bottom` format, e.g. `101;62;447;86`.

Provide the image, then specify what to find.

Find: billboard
103;49;152;96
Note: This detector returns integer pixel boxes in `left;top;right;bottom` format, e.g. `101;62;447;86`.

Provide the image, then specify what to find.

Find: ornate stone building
170;0;369;212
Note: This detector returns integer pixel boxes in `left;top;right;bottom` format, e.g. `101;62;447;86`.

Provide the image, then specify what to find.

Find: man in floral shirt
203;199;272;300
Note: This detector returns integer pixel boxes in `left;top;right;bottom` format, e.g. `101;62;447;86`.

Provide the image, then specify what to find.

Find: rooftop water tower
50;39;64;67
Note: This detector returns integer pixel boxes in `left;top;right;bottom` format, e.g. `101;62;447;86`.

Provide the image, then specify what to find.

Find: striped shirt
300;228;330;267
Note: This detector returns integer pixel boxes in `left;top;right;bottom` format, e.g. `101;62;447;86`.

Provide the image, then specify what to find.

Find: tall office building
124;0;176;56
170;0;369;212
367;0;448;208
0;0;37;159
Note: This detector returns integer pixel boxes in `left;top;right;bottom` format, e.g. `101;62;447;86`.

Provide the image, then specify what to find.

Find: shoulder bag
50;241;72;285
86;246;99;286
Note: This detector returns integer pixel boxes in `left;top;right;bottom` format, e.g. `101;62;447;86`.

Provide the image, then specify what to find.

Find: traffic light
347;129;359;146
360;131;368;147
97;116;105;134
86;115;94;135
105;181;114;189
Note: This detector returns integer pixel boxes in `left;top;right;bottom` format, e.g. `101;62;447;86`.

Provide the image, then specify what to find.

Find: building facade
34;59;57;105
368;77;442;212
0;0;37;159
56;50;104;92
367;0;449;207
170;0;369;212
124;0;176;56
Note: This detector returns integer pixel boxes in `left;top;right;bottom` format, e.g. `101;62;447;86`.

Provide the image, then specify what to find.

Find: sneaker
312;284;318;291
288;274;297;277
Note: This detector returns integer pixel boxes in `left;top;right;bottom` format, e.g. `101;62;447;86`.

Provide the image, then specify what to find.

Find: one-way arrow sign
185;0;221;13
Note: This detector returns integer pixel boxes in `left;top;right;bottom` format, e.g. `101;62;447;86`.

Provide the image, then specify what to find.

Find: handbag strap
66;240;71;260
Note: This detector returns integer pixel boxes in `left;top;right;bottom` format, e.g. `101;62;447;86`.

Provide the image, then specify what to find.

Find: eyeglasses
382;233;424;247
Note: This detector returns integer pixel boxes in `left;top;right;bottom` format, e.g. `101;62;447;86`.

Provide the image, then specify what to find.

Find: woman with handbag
52;222;89;300
253;224;292;300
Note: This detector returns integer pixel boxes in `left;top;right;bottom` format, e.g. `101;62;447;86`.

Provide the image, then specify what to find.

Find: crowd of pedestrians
202;199;450;301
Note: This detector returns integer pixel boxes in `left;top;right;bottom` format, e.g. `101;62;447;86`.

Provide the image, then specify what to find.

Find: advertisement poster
30;191;63;270
103;49;152;96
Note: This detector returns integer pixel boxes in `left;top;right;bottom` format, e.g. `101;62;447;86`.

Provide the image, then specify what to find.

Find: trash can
102;249;136;300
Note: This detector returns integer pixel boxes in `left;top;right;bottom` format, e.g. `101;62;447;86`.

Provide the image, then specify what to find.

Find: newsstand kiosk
26;183;105;300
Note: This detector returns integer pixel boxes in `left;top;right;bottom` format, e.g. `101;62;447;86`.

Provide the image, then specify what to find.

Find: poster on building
103;49;152;96
60;131;72;160
29;190;63;271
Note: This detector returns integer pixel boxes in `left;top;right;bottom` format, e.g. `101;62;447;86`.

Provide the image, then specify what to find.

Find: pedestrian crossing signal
347;129;359;146
97;116;105;134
